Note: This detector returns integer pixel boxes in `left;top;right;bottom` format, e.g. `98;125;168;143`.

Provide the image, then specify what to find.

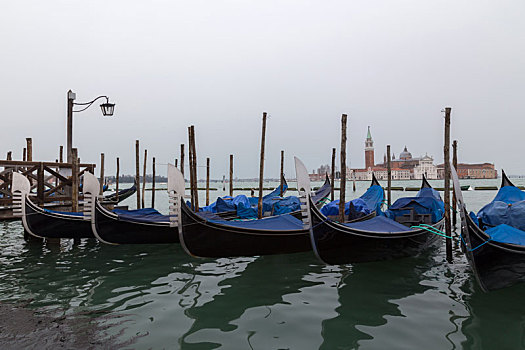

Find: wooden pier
0;159;95;220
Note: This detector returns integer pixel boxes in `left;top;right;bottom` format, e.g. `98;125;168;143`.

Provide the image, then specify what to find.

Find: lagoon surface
1;178;524;349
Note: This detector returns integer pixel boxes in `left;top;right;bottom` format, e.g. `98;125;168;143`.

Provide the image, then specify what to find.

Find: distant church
351;127;438;180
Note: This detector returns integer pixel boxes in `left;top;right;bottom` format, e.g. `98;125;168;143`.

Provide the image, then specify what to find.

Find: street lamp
66;90;115;162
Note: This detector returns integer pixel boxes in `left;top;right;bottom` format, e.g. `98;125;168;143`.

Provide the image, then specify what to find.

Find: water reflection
181;252;326;349
319;252;434;349
459;276;525;349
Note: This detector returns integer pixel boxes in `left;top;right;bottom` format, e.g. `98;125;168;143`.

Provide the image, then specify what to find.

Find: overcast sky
2;1;524;178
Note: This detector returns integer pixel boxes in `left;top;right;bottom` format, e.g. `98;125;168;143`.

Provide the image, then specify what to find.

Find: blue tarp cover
208;213;304;231
342;215;410;232
485;224;525;246
320;198;371;217
272;196;301;216
477;186;525;232
113;208;171;223
320;185;384;217
236;202;258;219
477;200;525;232
384;187;444;223
200;182;288;214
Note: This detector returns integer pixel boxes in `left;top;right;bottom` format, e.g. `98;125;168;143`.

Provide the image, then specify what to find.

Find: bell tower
365;126;374;169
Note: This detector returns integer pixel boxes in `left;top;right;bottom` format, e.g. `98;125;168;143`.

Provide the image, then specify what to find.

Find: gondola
303;158;445;265
84;172;180;245
12;172;96;239
176;160;381;258
451;166;525;291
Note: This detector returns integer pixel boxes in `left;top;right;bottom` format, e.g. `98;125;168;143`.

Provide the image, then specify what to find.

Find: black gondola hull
309;197;443;264
180;201;311;258
24;198;93;239
462;214;525;291
93;200;178;244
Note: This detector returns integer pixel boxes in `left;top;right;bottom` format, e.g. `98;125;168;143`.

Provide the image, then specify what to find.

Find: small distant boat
303;165;445;265
452;167;525;291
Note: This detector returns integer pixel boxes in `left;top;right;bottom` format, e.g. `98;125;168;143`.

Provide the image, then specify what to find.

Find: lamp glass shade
100;103;115;116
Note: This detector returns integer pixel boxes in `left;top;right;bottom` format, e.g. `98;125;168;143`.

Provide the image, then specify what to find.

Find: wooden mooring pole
23;148;26;162
190;125;199;211
339;114;347;222
142;149;147;209
135;140;140;209
116;157;120;202
331;148;336;201
152;157;156;208
180;144;185;179
444;107;452;262
6;152;12;161
99;153;105;195
206;157;210;206
387;144;392;207
59;146;63;163
71;148;79;212
175;159;178;168
280;150;284;197
258;112;267;219
452;140;458;228
188;128;194;207
229;154;234;197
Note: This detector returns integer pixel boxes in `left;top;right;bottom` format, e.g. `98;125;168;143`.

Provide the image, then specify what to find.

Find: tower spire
364;126;374;169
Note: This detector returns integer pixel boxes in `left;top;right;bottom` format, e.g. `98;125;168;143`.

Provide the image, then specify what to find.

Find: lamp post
66;90;115;162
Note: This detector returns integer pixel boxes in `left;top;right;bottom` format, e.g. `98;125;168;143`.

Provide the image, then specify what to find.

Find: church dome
399;146;412;160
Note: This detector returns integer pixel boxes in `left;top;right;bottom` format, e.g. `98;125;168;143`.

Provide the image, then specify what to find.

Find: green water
1;178;524;349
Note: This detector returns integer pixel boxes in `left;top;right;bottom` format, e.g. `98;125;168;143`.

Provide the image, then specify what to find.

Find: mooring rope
411;224;493;252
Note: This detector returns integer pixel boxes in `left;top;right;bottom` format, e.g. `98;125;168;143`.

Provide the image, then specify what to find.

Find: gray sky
2;0;525;178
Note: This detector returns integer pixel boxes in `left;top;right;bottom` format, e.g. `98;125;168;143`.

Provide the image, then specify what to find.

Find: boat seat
394;207;432;227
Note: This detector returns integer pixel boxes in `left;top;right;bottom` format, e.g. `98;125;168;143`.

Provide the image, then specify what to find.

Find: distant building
436;163;497;179
351;127;439;180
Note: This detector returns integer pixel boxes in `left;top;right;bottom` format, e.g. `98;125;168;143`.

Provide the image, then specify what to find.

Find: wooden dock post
339;114;347;222
152;157;156;208
452;140;458;228
175;159;178;168
258;112;267;219
280;150;284;196
71;148;79;212
116;157;120;202
229;154;234;196
99;153;105;195
26;138;32;161
331;148;336;201
59;146;63;163
142;149;147;209
135;140;141;209
6;152;12;161
180;144;185;178
206;157;210;206
444;107;452;262
387;144;392;207
23;148;26;162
